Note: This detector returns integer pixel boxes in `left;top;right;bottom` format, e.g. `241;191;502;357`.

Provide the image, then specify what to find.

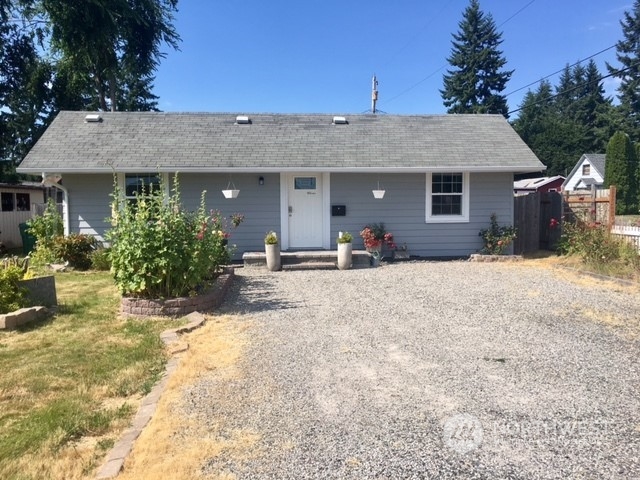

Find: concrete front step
243;250;372;269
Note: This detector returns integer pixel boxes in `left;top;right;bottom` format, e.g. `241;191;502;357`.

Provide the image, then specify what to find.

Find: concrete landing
242;250;372;270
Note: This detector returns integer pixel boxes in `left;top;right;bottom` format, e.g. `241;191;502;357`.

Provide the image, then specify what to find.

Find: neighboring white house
0;183;46;248
562;153;606;191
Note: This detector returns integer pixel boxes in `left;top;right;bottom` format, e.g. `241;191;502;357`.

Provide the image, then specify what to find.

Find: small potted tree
336;231;353;270
264;231;281;271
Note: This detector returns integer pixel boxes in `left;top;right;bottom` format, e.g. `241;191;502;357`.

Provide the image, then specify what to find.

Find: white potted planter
264;231;281;271
336;231;353;270
372;189;385;199
222;189;240;199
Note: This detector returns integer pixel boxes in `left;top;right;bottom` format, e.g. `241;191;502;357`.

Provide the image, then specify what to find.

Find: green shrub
478;213;517;254
90;247;111;271
0;266;27;314
52;234;97;271
28;245;59;269
26;199;63;250
557;220;640;269
107;175;232;298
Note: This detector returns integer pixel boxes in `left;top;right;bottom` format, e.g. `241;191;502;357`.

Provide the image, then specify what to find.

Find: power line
378;0;457;71
379;0;537;109
507;63;637;116
504;44;617;98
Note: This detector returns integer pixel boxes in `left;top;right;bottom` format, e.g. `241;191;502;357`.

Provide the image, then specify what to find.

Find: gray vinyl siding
329;172;514;257
64;171;513;258
176;173;280;259
64;173;279;258
64;174;113;242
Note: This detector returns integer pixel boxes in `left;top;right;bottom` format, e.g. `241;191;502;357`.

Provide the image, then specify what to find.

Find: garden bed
121;268;235;318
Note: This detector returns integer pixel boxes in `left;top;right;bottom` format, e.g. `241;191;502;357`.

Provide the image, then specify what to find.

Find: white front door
288;174;323;248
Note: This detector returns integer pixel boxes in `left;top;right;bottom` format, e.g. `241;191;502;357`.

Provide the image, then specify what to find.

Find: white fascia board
21;165;548;174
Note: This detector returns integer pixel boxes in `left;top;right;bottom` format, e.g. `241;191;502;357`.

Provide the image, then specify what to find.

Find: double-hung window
425;172;469;223
117;173;166;205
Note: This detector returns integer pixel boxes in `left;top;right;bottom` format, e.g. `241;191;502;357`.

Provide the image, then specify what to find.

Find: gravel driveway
184;261;640;479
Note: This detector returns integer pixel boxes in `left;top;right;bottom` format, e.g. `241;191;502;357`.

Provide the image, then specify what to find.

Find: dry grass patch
500;252;639;294
570;305;640;339
0;271;181;480
119;315;259;480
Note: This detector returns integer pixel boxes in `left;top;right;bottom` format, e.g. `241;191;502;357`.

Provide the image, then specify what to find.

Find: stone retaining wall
121;269;234;318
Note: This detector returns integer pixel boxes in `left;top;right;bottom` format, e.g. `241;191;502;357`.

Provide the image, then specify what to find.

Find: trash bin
19;223;36;255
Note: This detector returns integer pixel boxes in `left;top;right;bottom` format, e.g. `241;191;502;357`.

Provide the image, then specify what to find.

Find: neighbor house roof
513;175;565;191
17;111;546;174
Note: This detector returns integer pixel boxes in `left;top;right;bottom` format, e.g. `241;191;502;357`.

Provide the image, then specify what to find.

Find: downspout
41;173;70;236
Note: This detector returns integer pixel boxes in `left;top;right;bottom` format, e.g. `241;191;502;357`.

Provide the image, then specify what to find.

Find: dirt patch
118;315;254;480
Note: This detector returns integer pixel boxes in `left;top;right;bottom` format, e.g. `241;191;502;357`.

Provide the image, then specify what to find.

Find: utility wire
507;62;637;116
379;0;537;108
504;44;617;97
378;0;457;71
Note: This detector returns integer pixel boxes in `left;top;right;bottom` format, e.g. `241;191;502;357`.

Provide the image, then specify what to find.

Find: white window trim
425;172;470;223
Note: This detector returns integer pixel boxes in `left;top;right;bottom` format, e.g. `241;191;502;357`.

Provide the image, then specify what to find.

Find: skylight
332;116;348;125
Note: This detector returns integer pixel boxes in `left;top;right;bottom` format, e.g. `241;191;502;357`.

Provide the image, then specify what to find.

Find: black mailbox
332;205;346;216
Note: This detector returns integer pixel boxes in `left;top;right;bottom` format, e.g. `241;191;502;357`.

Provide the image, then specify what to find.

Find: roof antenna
371;74;379;114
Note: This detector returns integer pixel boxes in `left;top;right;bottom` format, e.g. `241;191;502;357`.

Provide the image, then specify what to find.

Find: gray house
17;111;545;258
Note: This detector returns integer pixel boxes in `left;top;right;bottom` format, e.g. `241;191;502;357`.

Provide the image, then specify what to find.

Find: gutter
41;173;70;236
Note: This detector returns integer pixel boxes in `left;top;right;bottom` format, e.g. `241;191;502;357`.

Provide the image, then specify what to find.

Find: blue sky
153;1;631;117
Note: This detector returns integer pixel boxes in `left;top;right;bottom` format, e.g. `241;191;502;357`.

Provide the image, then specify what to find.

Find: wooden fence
513;191;562;254
562;186;616;226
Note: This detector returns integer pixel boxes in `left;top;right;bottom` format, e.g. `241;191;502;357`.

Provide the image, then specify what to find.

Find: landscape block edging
121;269;234;318
95;311;207;479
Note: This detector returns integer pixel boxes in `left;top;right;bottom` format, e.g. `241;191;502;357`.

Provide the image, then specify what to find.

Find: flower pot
337;242;352;270
372;189;385;199
222;189;240;199
265;243;281;271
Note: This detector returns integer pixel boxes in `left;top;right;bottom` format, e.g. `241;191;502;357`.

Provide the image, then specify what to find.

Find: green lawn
0;271;180;480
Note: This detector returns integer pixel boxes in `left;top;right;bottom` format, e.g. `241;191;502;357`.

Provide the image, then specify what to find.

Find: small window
125;174;161;200
16;193;30;211
582;164;591;175
294;177;316;190
1;192;14;212
426;172;469;223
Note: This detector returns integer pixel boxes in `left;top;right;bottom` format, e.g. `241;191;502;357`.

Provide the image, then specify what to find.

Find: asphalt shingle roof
18;111;545;174
583;153;606;177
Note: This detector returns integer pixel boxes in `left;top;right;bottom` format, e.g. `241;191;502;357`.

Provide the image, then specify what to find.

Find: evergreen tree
605;131;638;214
513;61;616;175
441;0;513;116
607;0;640;139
